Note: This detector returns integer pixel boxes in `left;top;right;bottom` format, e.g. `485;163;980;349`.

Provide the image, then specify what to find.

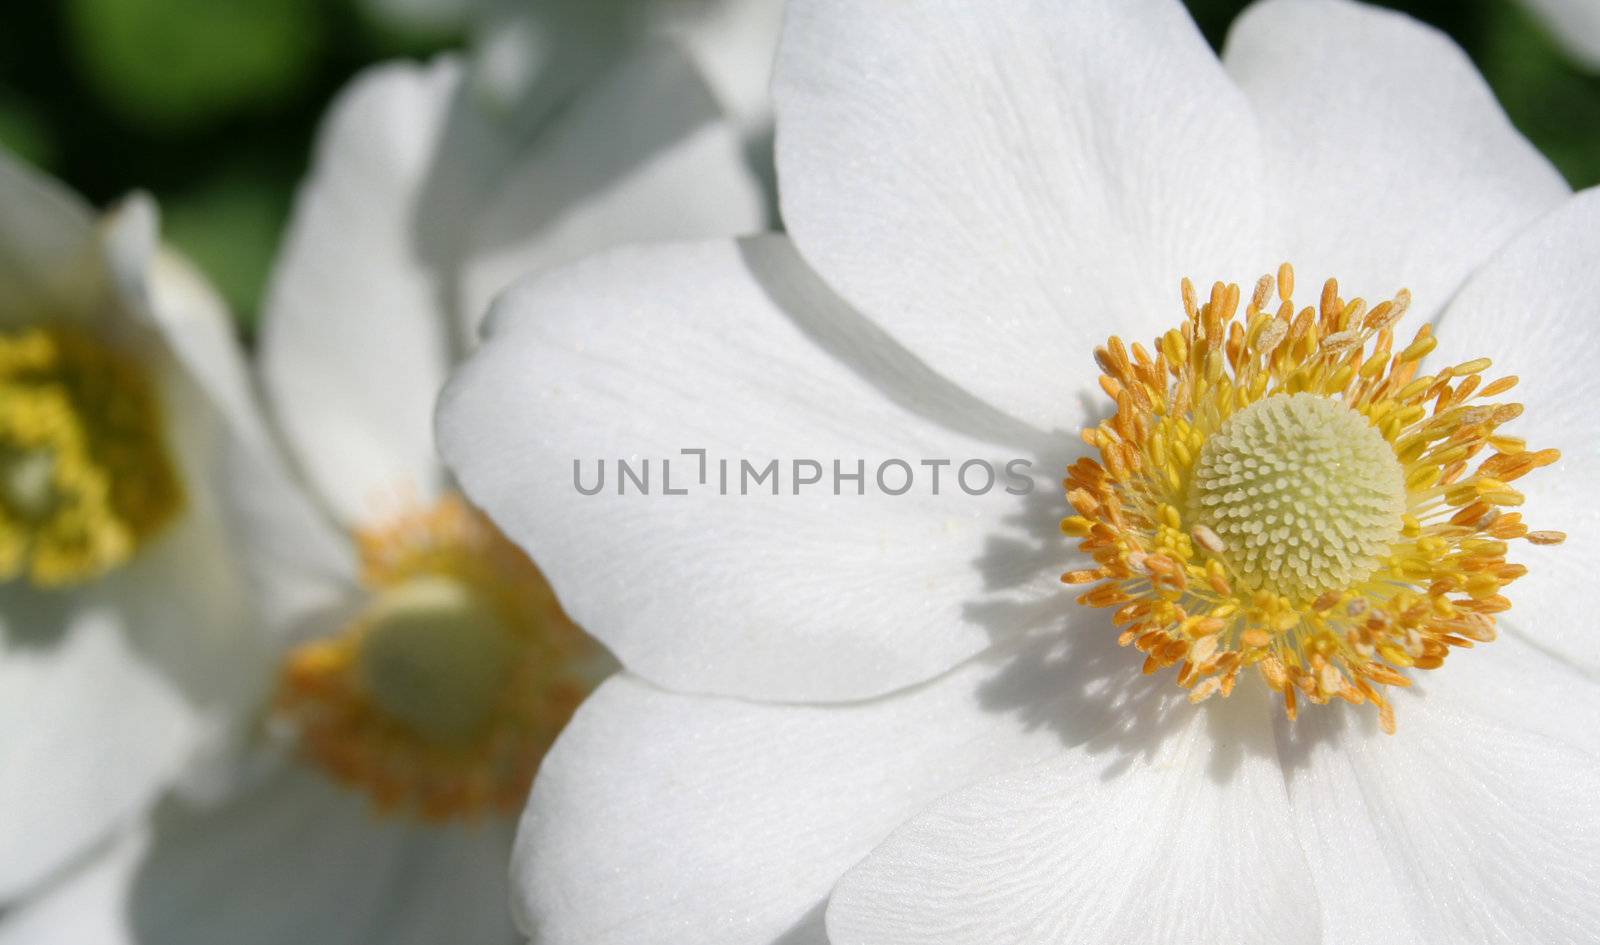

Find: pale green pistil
1188;392;1406;600
357;575;514;743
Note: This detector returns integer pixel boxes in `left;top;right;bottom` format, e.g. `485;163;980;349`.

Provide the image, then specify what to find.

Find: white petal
459;45;766;332
177;381;356;655
258;58;462;525
105;203;356;640
464;0;644;141
96;193;162;317
1415;630;1600;755
123;759;519;945
207;439;358;652
774;0;1268;432
515;629;1190;945
139;229;266;451
0;828;148;945
468;0;782;142
0;584;199;902
1280;637;1600;945
654;0;785;131
440;235;1072;701
115;198;343;745
1222;0;1569;315
146;329;303;721
827;688;1318;945
1428;187;1600;676
82;190;263;465
0;147;98;327
1520;0;1600;70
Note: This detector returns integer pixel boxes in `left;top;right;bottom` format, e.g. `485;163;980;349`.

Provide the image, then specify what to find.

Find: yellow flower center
0;324;183;586
275;494;601;820
1061;264;1563;733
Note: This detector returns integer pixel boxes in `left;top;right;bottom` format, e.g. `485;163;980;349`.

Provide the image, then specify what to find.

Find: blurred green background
1;0;1596;331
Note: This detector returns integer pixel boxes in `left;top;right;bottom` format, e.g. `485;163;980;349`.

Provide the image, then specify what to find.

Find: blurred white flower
1519;0;1600;69
362;0;786;139
436;0;1600;942
0;33;765;945
0;149;268;908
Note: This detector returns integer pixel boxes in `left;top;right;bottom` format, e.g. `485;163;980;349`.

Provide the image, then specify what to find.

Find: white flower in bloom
0;39;765;945
1519;0;1600;69
0;149;267;909
437;1;1600;943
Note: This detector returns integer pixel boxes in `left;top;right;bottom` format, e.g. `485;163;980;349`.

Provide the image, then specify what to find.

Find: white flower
1519;0;1600;69
262;50;767;523
0;149;269;908
436;1;1600;942
1;38;767;945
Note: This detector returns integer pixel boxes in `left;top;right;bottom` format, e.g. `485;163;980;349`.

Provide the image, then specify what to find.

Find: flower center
356;575;514;742
275;494;601;820
1061;264;1563;732
1189;393;1405;600
0;325;183;586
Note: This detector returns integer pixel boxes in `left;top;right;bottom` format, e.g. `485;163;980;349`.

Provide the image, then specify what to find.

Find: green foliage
1478;1;1600;188
65;0;326;129
0;94;55;168
0;1;458;327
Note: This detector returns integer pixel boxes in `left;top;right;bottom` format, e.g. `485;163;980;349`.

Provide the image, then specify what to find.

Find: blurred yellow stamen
276;494;600;820
1062;264;1561;732
0;325;182;585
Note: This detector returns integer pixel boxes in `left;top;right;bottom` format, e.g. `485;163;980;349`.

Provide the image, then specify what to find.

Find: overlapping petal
258;59;462;525
0;584;198;902
1428;187;1600;676
440;235;1066;701
0;828;149;945
775;0;1268;432
1222;0;1570;315
469;0;784;138
655;0;785;129
514;628;1185;945
826;691;1318;945
1281;635;1600;945
459;46;765;332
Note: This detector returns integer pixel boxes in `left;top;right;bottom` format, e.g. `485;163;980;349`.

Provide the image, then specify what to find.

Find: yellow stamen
0;324;182;585
1061;265;1559;730
275;494;602;820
